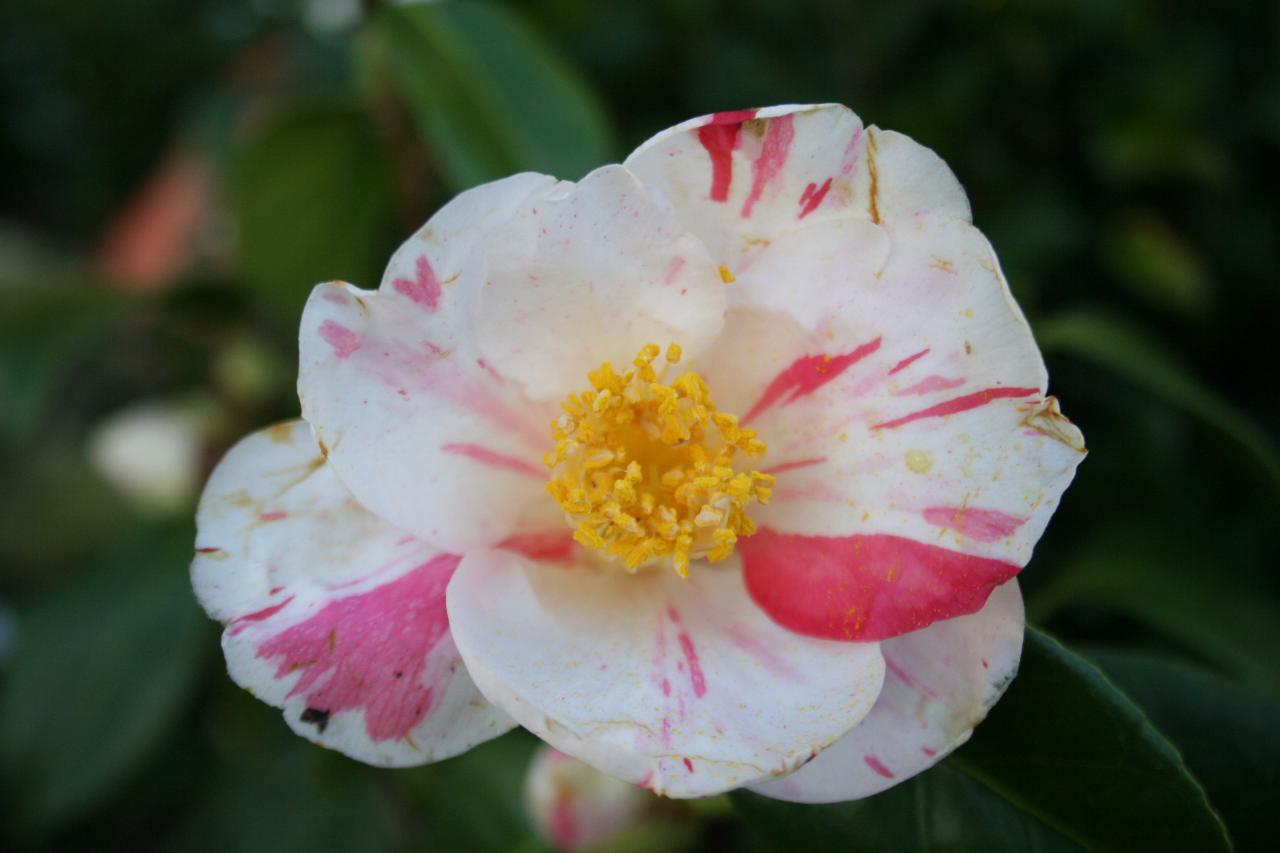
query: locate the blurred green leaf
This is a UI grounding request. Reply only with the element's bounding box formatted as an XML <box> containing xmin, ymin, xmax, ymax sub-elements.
<box><xmin>1104</xmin><ymin>213</ymin><xmax>1211</xmax><ymax>315</ymax></box>
<box><xmin>1088</xmin><ymin>649</ymin><xmax>1278</xmax><ymax>853</ymax></box>
<box><xmin>368</xmin><ymin>0</ymin><xmax>616</xmax><ymax>191</ymax></box>
<box><xmin>231</xmin><ymin>101</ymin><xmax>398</xmax><ymax>311</ymax></box>
<box><xmin>400</xmin><ymin>730</ymin><xmax>543</xmax><ymax>851</ymax></box>
<box><xmin>1031</xmin><ymin>524</ymin><xmax>1280</xmax><ymax>701</ymax></box>
<box><xmin>952</xmin><ymin>628</ymin><xmax>1231</xmax><ymax>850</ymax></box>
<box><xmin>0</xmin><ymin>286</ymin><xmax>127</xmax><ymax>443</ymax></box>
<box><xmin>733</xmin><ymin>629</ymin><xmax>1229</xmax><ymax>852</ymax></box>
<box><xmin>734</xmin><ymin>762</ymin><xmax>1080</xmax><ymax>852</ymax></box>
<box><xmin>1037</xmin><ymin>309</ymin><xmax>1280</xmax><ymax>493</ymax></box>
<box><xmin>166</xmin><ymin>735</ymin><xmax>394</xmax><ymax>853</ymax></box>
<box><xmin>0</xmin><ymin>522</ymin><xmax>207</xmax><ymax>831</ymax></box>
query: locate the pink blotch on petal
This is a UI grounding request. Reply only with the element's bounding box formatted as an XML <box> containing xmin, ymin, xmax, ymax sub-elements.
<box><xmin>440</xmin><ymin>442</ymin><xmax>544</xmax><ymax>480</ymax></box>
<box><xmin>888</xmin><ymin>348</ymin><xmax>930</xmax><ymax>376</ymax></box>
<box><xmin>393</xmin><ymin>254</ymin><xmax>442</xmax><ymax>310</ymax></box>
<box><xmin>741</xmin><ymin>114</ymin><xmax>795</xmax><ymax>219</ymax></box>
<box><xmin>663</xmin><ymin>255</ymin><xmax>687</xmax><ymax>285</ymax></box>
<box><xmin>922</xmin><ymin>747</ymin><xmax>938</xmax><ymax>757</ymax></box>
<box><xmin>499</xmin><ymin>531</ymin><xmax>576</xmax><ymax>563</ymax></box>
<box><xmin>923</xmin><ymin>506</ymin><xmax>1028</xmax><ymax>543</ymax></box>
<box><xmin>255</xmin><ymin>555</ymin><xmax>459</xmax><ymax>741</ymax></box>
<box><xmin>229</xmin><ymin>596</ymin><xmax>295</xmax><ymax>635</ymax></box>
<box><xmin>797</xmin><ymin>178</ymin><xmax>833</xmax><ymax>218</ymax></box>
<box><xmin>873</xmin><ymin>386</ymin><xmax>1041</xmax><ymax>430</ymax></box>
<box><xmin>258</xmin><ymin>511</ymin><xmax>287</xmax><ymax>522</ymax></box>
<box><xmin>894</xmin><ymin>375</ymin><xmax>965</xmax><ymax>396</ymax></box>
<box><xmin>549</xmin><ymin>787</ymin><xmax>580</xmax><ymax>850</ymax></box>
<box><xmin>743</xmin><ymin>338</ymin><xmax>882</xmax><ymax>424</ymax></box>
<box><xmin>683</xmin><ymin>757</ymin><xmax>695</xmax><ymax>772</ymax></box>
<box><xmin>696</xmin><ymin>110</ymin><xmax>755</xmax><ymax>202</ymax></box>
<box><xmin>762</xmin><ymin>457</ymin><xmax>827</xmax><ymax>476</ymax></box>
<box><xmin>739</xmin><ymin>529</ymin><xmax>1020</xmax><ymax>642</ymax></box>
<box><xmin>667</xmin><ymin>607</ymin><xmax>708</xmax><ymax>698</ymax></box>
<box><xmin>864</xmin><ymin>755</ymin><xmax>895</xmax><ymax>779</ymax></box>
<box><xmin>319</xmin><ymin>320</ymin><xmax>360</xmax><ymax>359</ymax></box>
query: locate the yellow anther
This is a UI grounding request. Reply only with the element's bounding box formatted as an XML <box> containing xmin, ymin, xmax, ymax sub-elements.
<box><xmin>545</xmin><ymin>343</ymin><xmax>772</xmax><ymax>576</ymax></box>
<box><xmin>718</xmin><ymin>264</ymin><xmax>736</xmax><ymax>283</ymax></box>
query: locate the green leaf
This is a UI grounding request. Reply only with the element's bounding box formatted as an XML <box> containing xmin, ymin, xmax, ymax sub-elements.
<box><xmin>1087</xmin><ymin>650</ymin><xmax>1279</xmax><ymax>853</ymax></box>
<box><xmin>0</xmin><ymin>286</ymin><xmax>127</xmax><ymax>443</ymax></box>
<box><xmin>1104</xmin><ymin>213</ymin><xmax>1210</xmax><ymax>315</ymax></box>
<box><xmin>1030</xmin><ymin>524</ymin><xmax>1280</xmax><ymax>701</ymax></box>
<box><xmin>398</xmin><ymin>730</ymin><xmax>543</xmax><ymax>851</ymax></box>
<box><xmin>949</xmin><ymin>628</ymin><xmax>1231</xmax><ymax>852</ymax></box>
<box><xmin>0</xmin><ymin>523</ymin><xmax>208</xmax><ymax>830</ymax></box>
<box><xmin>734</xmin><ymin>628</ymin><xmax>1231</xmax><ymax>851</ymax></box>
<box><xmin>368</xmin><ymin>0</ymin><xmax>616</xmax><ymax>191</ymax></box>
<box><xmin>164</xmin><ymin>733</ymin><xmax>394</xmax><ymax>853</ymax></box>
<box><xmin>1036</xmin><ymin>309</ymin><xmax>1280</xmax><ymax>493</ymax></box>
<box><xmin>230</xmin><ymin>100</ymin><xmax>398</xmax><ymax>312</ymax></box>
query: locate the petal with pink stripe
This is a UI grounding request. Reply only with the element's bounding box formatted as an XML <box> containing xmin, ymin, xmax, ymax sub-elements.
<box><xmin>446</xmin><ymin>551</ymin><xmax>885</xmax><ymax>798</ymax></box>
<box><xmin>298</xmin><ymin>175</ymin><xmax>570</xmax><ymax>553</ymax></box>
<box><xmin>192</xmin><ymin>420</ymin><xmax>513</xmax><ymax>766</ymax></box>
<box><xmin>750</xmin><ymin>580</ymin><xmax>1023</xmax><ymax>802</ymax></box>
<box><xmin>624</xmin><ymin>104</ymin><xmax>969</xmax><ymax>270</ymax></box>
<box><xmin>686</xmin><ymin>215</ymin><xmax>1083</xmax><ymax>640</ymax></box>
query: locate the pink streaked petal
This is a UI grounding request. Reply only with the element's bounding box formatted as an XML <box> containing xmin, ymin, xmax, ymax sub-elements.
<box><xmin>193</xmin><ymin>420</ymin><xmax>513</xmax><ymax>766</ymax></box>
<box><xmin>440</xmin><ymin>442</ymin><xmax>544</xmax><ymax>480</ymax></box>
<box><xmin>751</xmin><ymin>581</ymin><xmax>1023</xmax><ymax>803</ymax></box>
<box><xmin>299</xmin><ymin>281</ymin><xmax>556</xmax><ymax>552</ymax></box>
<box><xmin>738</xmin><ymin>528</ymin><xmax>1020</xmax><ymax>641</ymax></box>
<box><xmin>626</xmin><ymin>104</ymin><xmax>969</xmax><ymax>271</ymax></box>
<box><xmin>872</xmin><ymin>386</ymin><xmax>1042</xmax><ymax>430</ymax></box>
<box><xmin>445</xmin><ymin>550</ymin><xmax>885</xmax><ymax>798</ymax></box>
<box><xmin>742</xmin><ymin>337</ymin><xmax>881</xmax><ymax>424</ymax></box>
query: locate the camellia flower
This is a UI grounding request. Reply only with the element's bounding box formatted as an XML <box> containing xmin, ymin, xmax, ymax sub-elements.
<box><xmin>192</xmin><ymin>104</ymin><xmax>1085</xmax><ymax>801</ymax></box>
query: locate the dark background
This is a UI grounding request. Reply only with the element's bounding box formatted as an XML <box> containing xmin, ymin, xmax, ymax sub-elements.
<box><xmin>1</xmin><ymin>1</ymin><xmax>1276</xmax><ymax>850</ymax></box>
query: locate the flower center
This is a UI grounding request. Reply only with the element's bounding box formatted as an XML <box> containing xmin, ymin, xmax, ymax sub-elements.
<box><xmin>545</xmin><ymin>343</ymin><xmax>774</xmax><ymax>576</ymax></box>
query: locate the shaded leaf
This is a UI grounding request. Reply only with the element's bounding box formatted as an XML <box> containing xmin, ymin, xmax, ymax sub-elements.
<box><xmin>949</xmin><ymin>628</ymin><xmax>1231</xmax><ymax>852</ymax></box>
<box><xmin>368</xmin><ymin>0</ymin><xmax>616</xmax><ymax>191</ymax></box>
<box><xmin>735</xmin><ymin>628</ymin><xmax>1229</xmax><ymax>851</ymax></box>
<box><xmin>0</xmin><ymin>523</ymin><xmax>207</xmax><ymax>830</ymax></box>
<box><xmin>1087</xmin><ymin>649</ymin><xmax>1279</xmax><ymax>853</ymax></box>
<box><xmin>1030</xmin><ymin>524</ymin><xmax>1280</xmax><ymax>701</ymax></box>
<box><xmin>1037</xmin><ymin>309</ymin><xmax>1280</xmax><ymax>492</ymax></box>
<box><xmin>230</xmin><ymin>101</ymin><xmax>398</xmax><ymax>313</ymax></box>
<box><xmin>398</xmin><ymin>729</ymin><xmax>543</xmax><ymax>852</ymax></box>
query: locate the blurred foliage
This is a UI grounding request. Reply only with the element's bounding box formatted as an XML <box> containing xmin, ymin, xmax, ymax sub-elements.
<box><xmin>0</xmin><ymin>0</ymin><xmax>1276</xmax><ymax>851</ymax></box>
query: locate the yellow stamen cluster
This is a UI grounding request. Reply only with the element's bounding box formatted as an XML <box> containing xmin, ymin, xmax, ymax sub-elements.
<box><xmin>545</xmin><ymin>343</ymin><xmax>774</xmax><ymax>577</ymax></box>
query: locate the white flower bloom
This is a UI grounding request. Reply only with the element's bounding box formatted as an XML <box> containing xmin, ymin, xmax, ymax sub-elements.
<box><xmin>192</xmin><ymin>104</ymin><xmax>1084</xmax><ymax>799</ymax></box>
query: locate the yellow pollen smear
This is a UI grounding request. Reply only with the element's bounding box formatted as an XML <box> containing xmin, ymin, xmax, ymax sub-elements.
<box><xmin>544</xmin><ymin>343</ymin><xmax>774</xmax><ymax>577</ymax></box>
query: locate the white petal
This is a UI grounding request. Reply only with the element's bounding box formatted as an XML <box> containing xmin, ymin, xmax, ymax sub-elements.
<box><xmin>298</xmin><ymin>173</ymin><xmax>564</xmax><ymax>552</ymax></box>
<box><xmin>624</xmin><ymin>104</ymin><xmax>968</xmax><ymax>271</ymax></box>
<box><xmin>192</xmin><ymin>420</ymin><xmax>513</xmax><ymax>766</ymax></box>
<box><xmin>473</xmin><ymin>165</ymin><xmax>727</xmax><ymax>400</ymax></box>
<box><xmin>696</xmin><ymin>216</ymin><xmax>1084</xmax><ymax>567</ymax></box>
<box><xmin>750</xmin><ymin>580</ymin><xmax>1024</xmax><ymax>802</ymax></box>
<box><xmin>446</xmin><ymin>550</ymin><xmax>885</xmax><ymax>798</ymax></box>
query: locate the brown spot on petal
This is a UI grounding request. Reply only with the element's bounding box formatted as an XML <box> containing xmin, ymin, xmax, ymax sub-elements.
<box><xmin>866</xmin><ymin>128</ymin><xmax>881</xmax><ymax>224</ymax></box>
<box><xmin>1022</xmin><ymin>396</ymin><xmax>1087</xmax><ymax>452</ymax></box>
<box><xmin>300</xmin><ymin>707</ymin><xmax>331</xmax><ymax>733</ymax></box>
<box><xmin>266</xmin><ymin>421</ymin><xmax>297</xmax><ymax>444</ymax></box>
